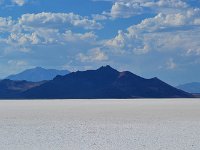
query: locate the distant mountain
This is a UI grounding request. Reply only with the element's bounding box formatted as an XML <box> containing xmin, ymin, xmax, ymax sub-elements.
<box><xmin>0</xmin><ymin>79</ymin><xmax>45</xmax><ymax>99</ymax></box>
<box><xmin>20</xmin><ymin>65</ymin><xmax>193</xmax><ymax>99</ymax></box>
<box><xmin>6</xmin><ymin>67</ymin><xmax>70</xmax><ymax>82</ymax></box>
<box><xmin>177</xmin><ymin>82</ymin><xmax>200</xmax><ymax>94</ymax></box>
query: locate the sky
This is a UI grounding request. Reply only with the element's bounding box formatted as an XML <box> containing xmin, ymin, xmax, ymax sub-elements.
<box><xmin>0</xmin><ymin>0</ymin><xmax>200</xmax><ymax>85</ymax></box>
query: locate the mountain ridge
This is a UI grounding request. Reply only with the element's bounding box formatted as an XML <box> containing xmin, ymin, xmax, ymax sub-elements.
<box><xmin>6</xmin><ymin>67</ymin><xmax>70</xmax><ymax>82</ymax></box>
<box><xmin>0</xmin><ymin>79</ymin><xmax>46</xmax><ymax>99</ymax></box>
<box><xmin>21</xmin><ymin>65</ymin><xmax>193</xmax><ymax>99</ymax></box>
<box><xmin>177</xmin><ymin>82</ymin><xmax>200</xmax><ymax>94</ymax></box>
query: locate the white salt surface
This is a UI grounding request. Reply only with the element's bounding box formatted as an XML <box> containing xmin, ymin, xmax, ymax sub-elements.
<box><xmin>0</xmin><ymin>99</ymin><xmax>200</xmax><ymax>150</ymax></box>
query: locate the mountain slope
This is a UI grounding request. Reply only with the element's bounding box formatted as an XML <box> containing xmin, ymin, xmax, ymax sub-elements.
<box><xmin>6</xmin><ymin>67</ymin><xmax>70</xmax><ymax>82</ymax></box>
<box><xmin>21</xmin><ymin>65</ymin><xmax>193</xmax><ymax>99</ymax></box>
<box><xmin>0</xmin><ymin>79</ymin><xmax>45</xmax><ymax>99</ymax></box>
<box><xmin>177</xmin><ymin>82</ymin><xmax>200</xmax><ymax>93</ymax></box>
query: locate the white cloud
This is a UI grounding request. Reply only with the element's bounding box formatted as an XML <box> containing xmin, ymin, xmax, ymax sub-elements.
<box><xmin>166</xmin><ymin>58</ymin><xmax>177</xmax><ymax>70</ymax></box>
<box><xmin>77</xmin><ymin>48</ymin><xmax>108</xmax><ymax>62</ymax></box>
<box><xmin>98</xmin><ymin>0</ymin><xmax>189</xmax><ymax>19</ymax></box>
<box><xmin>143</xmin><ymin>0</ymin><xmax>187</xmax><ymax>8</ymax></box>
<box><xmin>7</xmin><ymin>32</ymin><xmax>42</xmax><ymax>45</ymax></box>
<box><xmin>0</xmin><ymin>0</ymin><xmax>27</xmax><ymax>6</ymax></box>
<box><xmin>0</xmin><ymin>12</ymin><xmax>101</xmax><ymax>52</ymax></box>
<box><xmin>8</xmin><ymin>60</ymin><xmax>27</xmax><ymax>66</ymax></box>
<box><xmin>106</xmin><ymin>8</ymin><xmax>200</xmax><ymax>55</ymax></box>
<box><xmin>0</xmin><ymin>17</ymin><xmax>15</xmax><ymax>32</ymax></box>
<box><xmin>12</xmin><ymin>0</ymin><xmax>26</xmax><ymax>6</ymax></box>
<box><xmin>63</xmin><ymin>31</ymin><xmax>97</xmax><ymax>42</ymax></box>
<box><xmin>108</xmin><ymin>2</ymin><xmax>143</xmax><ymax>18</ymax></box>
<box><xmin>19</xmin><ymin>12</ymin><xmax>103</xmax><ymax>30</ymax></box>
<box><xmin>4</xmin><ymin>28</ymin><xmax>97</xmax><ymax>49</ymax></box>
<box><xmin>92</xmin><ymin>14</ymin><xmax>107</xmax><ymax>21</ymax></box>
<box><xmin>186</xmin><ymin>48</ymin><xmax>200</xmax><ymax>56</ymax></box>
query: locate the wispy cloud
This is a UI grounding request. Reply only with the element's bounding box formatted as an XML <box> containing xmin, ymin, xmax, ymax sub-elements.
<box><xmin>166</xmin><ymin>58</ymin><xmax>177</xmax><ymax>70</ymax></box>
<box><xmin>77</xmin><ymin>48</ymin><xmax>108</xmax><ymax>62</ymax></box>
<box><xmin>0</xmin><ymin>0</ymin><xmax>27</xmax><ymax>6</ymax></box>
<box><xmin>12</xmin><ymin>0</ymin><xmax>26</xmax><ymax>6</ymax></box>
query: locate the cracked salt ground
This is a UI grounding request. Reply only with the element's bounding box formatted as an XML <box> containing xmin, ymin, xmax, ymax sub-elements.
<box><xmin>0</xmin><ymin>99</ymin><xmax>200</xmax><ymax>150</ymax></box>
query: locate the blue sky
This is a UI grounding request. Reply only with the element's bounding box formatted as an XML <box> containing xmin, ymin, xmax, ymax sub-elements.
<box><xmin>0</xmin><ymin>0</ymin><xmax>200</xmax><ymax>85</ymax></box>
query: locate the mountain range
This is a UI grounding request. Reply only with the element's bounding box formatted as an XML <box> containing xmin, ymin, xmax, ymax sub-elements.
<box><xmin>0</xmin><ymin>65</ymin><xmax>191</xmax><ymax>99</ymax></box>
<box><xmin>6</xmin><ymin>67</ymin><xmax>70</xmax><ymax>82</ymax></box>
<box><xmin>0</xmin><ymin>79</ymin><xmax>46</xmax><ymax>99</ymax></box>
<box><xmin>177</xmin><ymin>82</ymin><xmax>200</xmax><ymax>94</ymax></box>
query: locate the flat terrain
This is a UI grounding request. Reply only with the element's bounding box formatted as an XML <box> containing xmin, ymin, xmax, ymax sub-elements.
<box><xmin>0</xmin><ymin>99</ymin><xmax>200</xmax><ymax>150</ymax></box>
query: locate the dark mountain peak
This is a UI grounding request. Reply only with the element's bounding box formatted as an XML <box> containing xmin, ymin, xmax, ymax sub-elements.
<box><xmin>54</xmin><ymin>65</ymin><xmax>119</xmax><ymax>82</ymax></box>
<box><xmin>34</xmin><ymin>67</ymin><xmax>45</xmax><ymax>70</ymax></box>
<box><xmin>99</xmin><ymin>65</ymin><xmax>113</xmax><ymax>69</ymax></box>
<box><xmin>97</xmin><ymin>65</ymin><xmax>118</xmax><ymax>73</ymax></box>
<box><xmin>151</xmin><ymin>77</ymin><xmax>160</xmax><ymax>80</ymax></box>
<box><xmin>103</xmin><ymin>65</ymin><xmax>112</xmax><ymax>69</ymax></box>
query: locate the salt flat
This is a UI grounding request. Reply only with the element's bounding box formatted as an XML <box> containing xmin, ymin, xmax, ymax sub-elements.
<box><xmin>0</xmin><ymin>99</ymin><xmax>200</xmax><ymax>150</ymax></box>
